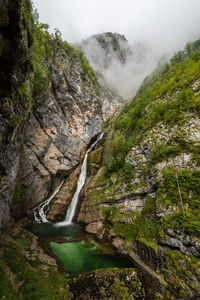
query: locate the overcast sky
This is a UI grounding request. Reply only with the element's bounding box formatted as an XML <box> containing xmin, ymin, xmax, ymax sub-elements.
<box><xmin>32</xmin><ymin>0</ymin><xmax>200</xmax><ymax>54</ymax></box>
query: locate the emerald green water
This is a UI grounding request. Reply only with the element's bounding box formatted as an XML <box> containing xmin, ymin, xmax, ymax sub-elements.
<box><xmin>31</xmin><ymin>223</ymin><xmax>132</xmax><ymax>275</ymax></box>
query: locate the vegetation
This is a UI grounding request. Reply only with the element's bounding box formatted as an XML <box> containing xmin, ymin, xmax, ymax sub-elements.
<box><xmin>114</xmin><ymin>39</ymin><xmax>200</xmax><ymax>139</ymax></box>
<box><xmin>96</xmin><ymin>38</ymin><xmax>200</xmax><ymax>243</ymax></box>
<box><xmin>0</xmin><ymin>261</ymin><xmax>16</xmax><ymax>299</ymax></box>
<box><xmin>12</xmin><ymin>172</ymin><xmax>21</xmax><ymax>205</ymax></box>
<box><xmin>0</xmin><ymin>225</ymin><xmax>72</xmax><ymax>300</ymax></box>
<box><xmin>163</xmin><ymin>250</ymin><xmax>200</xmax><ymax>298</ymax></box>
<box><xmin>29</xmin><ymin>19</ymin><xmax>100</xmax><ymax>100</ymax></box>
<box><xmin>83</xmin><ymin>38</ymin><xmax>200</xmax><ymax>298</ymax></box>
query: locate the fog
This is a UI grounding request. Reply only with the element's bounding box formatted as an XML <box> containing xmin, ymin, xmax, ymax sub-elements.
<box><xmin>77</xmin><ymin>34</ymin><xmax>166</xmax><ymax>97</ymax></box>
<box><xmin>32</xmin><ymin>0</ymin><xmax>200</xmax><ymax>97</ymax></box>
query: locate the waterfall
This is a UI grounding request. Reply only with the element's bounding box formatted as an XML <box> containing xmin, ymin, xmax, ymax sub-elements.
<box><xmin>55</xmin><ymin>133</ymin><xmax>104</xmax><ymax>226</ymax></box>
<box><xmin>33</xmin><ymin>180</ymin><xmax>64</xmax><ymax>223</ymax></box>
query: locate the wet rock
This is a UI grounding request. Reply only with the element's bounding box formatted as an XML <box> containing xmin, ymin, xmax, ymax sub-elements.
<box><xmin>47</xmin><ymin>165</ymin><xmax>82</xmax><ymax>221</ymax></box>
<box><xmin>136</xmin><ymin>240</ymin><xmax>164</xmax><ymax>272</ymax></box>
<box><xmin>0</xmin><ymin>0</ymin><xmax>33</xmax><ymax>228</ymax></box>
<box><xmin>85</xmin><ymin>221</ymin><xmax>105</xmax><ymax>238</ymax></box>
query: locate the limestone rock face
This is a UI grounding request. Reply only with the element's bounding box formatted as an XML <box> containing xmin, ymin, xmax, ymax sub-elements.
<box><xmin>0</xmin><ymin>0</ymin><xmax>33</xmax><ymax>228</ymax></box>
<box><xmin>97</xmin><ymin>73</ymin><xmax>126</xmax><ymax>120</ymax></box>
<box><xmin>17</xmin><ymin>43</ymin><xmax>103</xmax><ymax>217</ymax></box>
<box><xmin>161</xmin><ymin>229</ymin><xmax>200</xmax><ymax>257</ymax></box>
<box><xmin>0</xmin><ymin>3</ymin><xmax>125</xmax><ymax>224</ymax></box>
<box><xmin>76</xmin><ymin>89</ymin><xmax>200</xmax><ymax>297</ymax></box>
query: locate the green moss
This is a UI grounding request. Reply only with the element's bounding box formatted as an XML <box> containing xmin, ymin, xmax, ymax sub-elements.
<box><xmin>9</xmin><ymin>117</ymin><xmax>22</xmax><ymax>128</ymax></box>
<box><xmin>12</xmin><ymin>173</ymin><xmax>21</xmax><ymax>205</ymax></box>
<box><xmin>103</xmin><ymin>135</ymin><xmax>132</xmax><ymax>176</ymax></box>
<box><xmin>79</xmin><ymin>52</ymin><xmax>100</xmax><ymax>96</ymax></box>
<box><xmin>156</xmin><ymin>167</ymin><xmax>200</xmax><ymax>237</ymax></box>
<box><xmin>18</xmin><ymin>84</ymin><xmax>33</xmax><ymax>107</ymax></box>
<box><xmin>111</xmin><ymin>194</ymin><xmax>163</xmax><ymax>245</ymax></box>
<box><xmin>0</xmin><ymin>261</ymin><xmax>16</xmax><ymax>299</ymax></box>
<box><xmin>107</xmin><ymin>277</ymin><xmax>135</xmax><ymax>300</ymax></box>
<box><xmin>23</xmin><ymin>0</ymin><xmax>35</xmax><ymax>46</ymax></box>
<box><xmin>139</xmin><ymin>237</ymin><xmax>160</xmax><ymax>251</ymax></box>
<box><xmin>16</xmin><ymin>238</ymin><xmax>30</xmax><ymax>248</ymax></box>
<box><xmin>163</xmin><ymin>249</ymin><xmax>200</xmax><ymax>298</ymax></box>
<box><xmin>1</xmin><ymin>245</ymin><xmax>72</xmax><ymax>299</ymax></box>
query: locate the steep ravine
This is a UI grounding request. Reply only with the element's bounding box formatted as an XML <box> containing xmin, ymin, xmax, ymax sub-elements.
<box><xmin>1</xmin><ymin>1</ymin><xmax>200</xmax><ymax>299</ymax></box>
<box><xmin>10</xmin><ymin>24</ymin><xmax>124</xmax><ymax>224</ymax></box>
<box><xmin>0</xmin><ymin>1</ymin><xmax>145</xmax><ymax>299</ymax></box>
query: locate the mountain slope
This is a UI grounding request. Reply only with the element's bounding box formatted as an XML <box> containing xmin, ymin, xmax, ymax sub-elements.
<box><xmin>78</xmin><ymin>39</ymin><xmax>200</xmax><ymax>299</ymax></box>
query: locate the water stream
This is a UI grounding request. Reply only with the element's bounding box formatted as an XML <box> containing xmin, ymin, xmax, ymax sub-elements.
<box><xmin>33</xmin><ymin>180</ymin><xmax>64</xmax><ymax>223</ymax></box>
<box><xmin>31</xmin><ymin>133</ymin><xmax>132</xmax><ymax>275</ymax></box>
<box><xmin>57</xmin><ymin>132</ymin><xmax>104</xmax><ymax>226</ymax></box>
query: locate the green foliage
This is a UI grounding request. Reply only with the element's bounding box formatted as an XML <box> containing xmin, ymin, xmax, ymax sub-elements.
<box><xmin>103</xmin><ymin>135</ymin><xmax>132</xmax><ymax>175</ymax></box>
<box><xmin>23</xmin><ymin>0</ymin><xmax>35</xmax><ymax>46</ymax></box>
<box><xmin>110</xmin><ymin>166</ymin><xmax>200</xmax><ymax>244</ymax></box>
<box><xmin>79</xmin><ymin>52</ymin><xmax>100</xmax><ymax>96</ymax></box>
<box><xmin>155</xmin><ymin>168</ymin><xmax>200</xmax><ymax>237</ymax></box>
<box><xmin>114</xmin><ymin>38</ymin><xmax>200</xmax><ymax>144</ymax></box>
<box><xmin>108</xmin><ymin>278</ymin><xmax>134</xmax><ymax>300</ymax></box>
<box><xmin>1</xmin><ymin>246</ymin><xmax>71</xmax><ymax>299</ymax></box>
<box><xmin>12</xmin><ymin>172</ymin><xmax>21</xmax><ymax>205</ymax></box>
<box><xmin>0</xmin><ymin>261</ymin><xmax>16</xmax><ymax>299</ymax></box>
<box><xmin>157</xmin><ymin>168</ymin><xmax>200</xmax><ymax>208</ymax></box>
<box><xmin>113</xmin><ymin>195</ymin><xmax>161</xmax><ymax>243</ymax></box>
<box><xmin>163</xmin><ymin>249</ymin><xmax>200</xmax><ymax>298</ymax></box>
<box><xmin>9</xmin><ymin>117</ymin><xmax>22</xmax><ymax>128</ymax></box>
<box><xmin>32</xmin><ymin>65</ymin><xmax>48</xmax><ymax>98</ymax></box>
<box><xmin>139</xmin><ymin>237</ymin><xmax>160</xmax><ymax>251</ymax></box>
<box><xmin>18</xmin><ymin>84</ymin><xmax>33</xmax><ymax>107</ymax></box>
<box><xmin>29</xmin><ymin>19</ymin><xmax>100</xmax><ymax>99</ymax></box>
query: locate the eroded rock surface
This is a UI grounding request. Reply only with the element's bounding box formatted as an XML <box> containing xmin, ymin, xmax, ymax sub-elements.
<box><xmin>18</xmin><ymin>49</ymin><xmax>103</xmax><ymax>217</ymax></box>
<box><xmin>0</xmin><ymin>0</ymin><xmax>33</xmax><ymax>228</ymax></box>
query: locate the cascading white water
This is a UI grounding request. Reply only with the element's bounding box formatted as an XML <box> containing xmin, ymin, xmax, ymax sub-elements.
<box><xmin>33</xmin><ymin>180</ymin><xmax>64</xmax><ymax>223</ymax></box>
<box><xmin>55</xmin><ymin>133</ymin><xmax>104</xmax><ymax>226</ymax></box>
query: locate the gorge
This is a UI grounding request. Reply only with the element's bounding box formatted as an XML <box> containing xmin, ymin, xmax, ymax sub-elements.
<box><xmin>0</xmin><ymin>0</ymin><xmax>200</xmax><ymax>299</ymax></box>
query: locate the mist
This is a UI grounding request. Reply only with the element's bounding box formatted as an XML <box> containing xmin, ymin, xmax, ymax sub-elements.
<box><xmin>32</xmin><ymin>0</ymin><xmax>200</xmax><ymax>97</ymax></box>
<box><xmin>78</xmin><ymin>35</ymin><xmax>167</xmax><ymax>97</ymax></box>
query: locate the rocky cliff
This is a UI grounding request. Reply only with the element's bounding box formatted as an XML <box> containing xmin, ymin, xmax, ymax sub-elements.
<box><xmin>0</xmin><ymin>1</ymin><xmax>126</xmax><ymax>227</ymax></box>
<box><xmin>77</xmin><ymin>32</ymin><xmax>158</xmax><ymax>98</ymax></box>
<box><xmin>77</xmin><ymin>41</ymin><xmax>200</xmax><ymax>299</ymax></box>
<box><xmin>78</xmin><ymin>32</ymin><xmax>132</xmax><ymax>70</ymax></box>
<box><xmin>0</xmin><ymin>0</ymin><xmax>34</xmax><ymax>228</ymax></box>
<box><xmin>1</xmin><ymin>1</ymin><xmax>200</xmax><ymax>299</ymax></box>
<box><xmin>0</xmin><ymin>2</ymin><xmax>75</xmax><ymax>299</ymax></box>
<box><xmin>14</xmin><ymin>26</ymin><xmax>103</xmax><ymax>221</ymax></box>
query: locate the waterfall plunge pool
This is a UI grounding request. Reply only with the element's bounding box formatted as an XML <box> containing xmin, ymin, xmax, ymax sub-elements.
<box><xmin>30</xmin><ymin>222</ymin><xmax>133</xmax><ymax>276</ymax></box>
<box><xmin>31</xmin><ymin>133</ymin><xmax>133</xmax><ymax>276</ymax></box>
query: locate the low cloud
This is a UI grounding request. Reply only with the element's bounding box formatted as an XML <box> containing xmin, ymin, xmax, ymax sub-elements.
<box><xmin>78</xmin><ymin>34</ymin><xmax>168</xmax><ymax>97</ymax></box>
<box><xmin>32</xmin><ymin>0</ymin><xmax>200</xmax><ymax>97</ymax></box>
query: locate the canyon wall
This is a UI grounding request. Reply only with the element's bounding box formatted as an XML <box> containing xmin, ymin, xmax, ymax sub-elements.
<box><xmin>0</xmin><ymin>0</ymin><xmax>33</xmax><ymax>227</ymax></box>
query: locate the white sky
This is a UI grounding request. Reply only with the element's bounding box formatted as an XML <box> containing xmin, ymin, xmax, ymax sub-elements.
<box><xmin>32</xmin><ymin>0</ymin><xmax>200</xmax><ymax>54</ymax></box>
